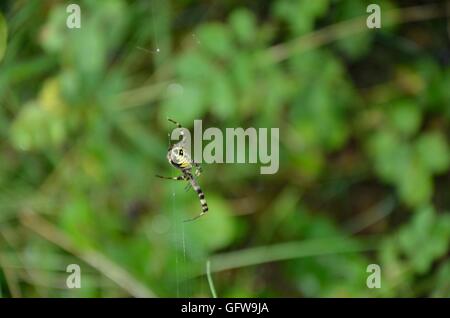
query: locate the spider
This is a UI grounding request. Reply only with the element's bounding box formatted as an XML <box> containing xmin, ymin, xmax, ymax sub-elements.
<box><xmin>156</xmin><ymin>118</ymin><xmax>208</xmax><ymax>222</ymax></box>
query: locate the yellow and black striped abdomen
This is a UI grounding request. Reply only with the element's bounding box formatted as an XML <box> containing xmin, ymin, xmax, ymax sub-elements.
<box><xmin>188</xmin><ymin>175</ymin><xmax>208</xmax><ymax>214</ymax></box>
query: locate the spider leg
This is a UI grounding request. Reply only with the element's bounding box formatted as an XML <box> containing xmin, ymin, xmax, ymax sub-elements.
<box><xmin>167</xmin><ymin>118</ymin><xmax>182</xmax><ymax>128</ymax></box>
<box><xmin>155</xmin><ymin>175</ymin><xmax>185</xmax><ymax>181</ymax></box>
<box><xmin>167</xmin><ymin>118</ymin><xmax>187</xmax><ymax>145</ymax></box>
<box><xmin>193</xmin><ymin>162</ymin><xmax>202</xmax><ymax>177</ymax></box>
<box><xmin>183</xmin><ymin>211</ymin><xmax>207</xmax><ymax>223</ymax></box>
<box><xmin>167</xmin><ymin>133</ymin><xmax>172</xmax><ymax>150</ymax></box>
<box><xmin>184</xmin><ymin>182</ymin><xmax>192</xmax><ymax>192</ymax></box>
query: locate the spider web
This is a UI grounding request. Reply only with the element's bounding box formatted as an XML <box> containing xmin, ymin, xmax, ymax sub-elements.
<box><xmin>170</xmin><ymin>187</ymin><xmax>193</xmax><ymax>298</ymax></box>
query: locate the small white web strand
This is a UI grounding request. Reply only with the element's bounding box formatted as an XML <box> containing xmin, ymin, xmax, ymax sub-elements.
<box><xmin>150</xmin><ymin>0</ymin><xmax>160</xmax><ymax>53</ymax></box>
<box><xmin>171</xmin><ymin>190</ymin><xmax>180</xmax><ymax>298</ymax></box>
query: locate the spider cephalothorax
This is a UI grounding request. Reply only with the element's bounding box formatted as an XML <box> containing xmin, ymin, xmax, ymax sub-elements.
<box><xmin>156</xmin><ymin>118</ymin><xmax>207</xmax><ymax>221</ymax></box>
<box><xmin>168</xmin><ymin>146</ymin><xmax>191</xmax><ymax>169</ymax></box>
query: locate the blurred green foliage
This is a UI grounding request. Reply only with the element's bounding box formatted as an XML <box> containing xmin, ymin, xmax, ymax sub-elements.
<box><xmin>0</xmin><ymin>0</ymin><xmax>449</xmax><ymax>297</ymax></box>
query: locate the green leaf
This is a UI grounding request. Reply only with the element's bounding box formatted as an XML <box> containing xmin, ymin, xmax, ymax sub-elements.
<box><xmin>368</xmin><ymin>130</ymin><xmax>404</xmax><ymax>182</ymax></box>
<box><xmin>274</xmin><ymin>0</ymin><xmax>329</xmax><ymax>35</ymax></box>
<box><xmin>0</xmin><ymin>12</ymin><xmax>7</xmax><ymax>62</ymax></box>
<box><xmin>388</xmin><ymin>99</ymin><xmax>421</xmax><ymax>136</ymax></box>
<box><xmin>293</xmin><ymin>149</ymin><xmax>324</xmax><ymax>178</ymax></box>
<box><xmin>10</xmin><ymin>102</ymin><xmax>41</xmax><ymax>151</ymax></box>
<box><xmin>197</xmin><ymin>23</ymin><xmax>233</xmax><ymax>59</ymax></box>
<box><xmin>209</xmin><ymin>73</ymin><xmax>236</xmax><ymax>119</ymax></box>
<box><xmin>231</xmin><ymin>54</ymin><xmax>254</xmax><ymax>91</ymax></box>
<box><xmin>162</xmin><ymin>83</ymin><xmax>206</xmax><ymax>123</ymax></box>
<box><xmin>187</xmin><ymin>195</ymin><xmax>236</xmax><ymax>252</ymax></box>
<box><xmin>10</xmin><ymin>95</ymin><xmax>68</xmax><ymax>151</ymax></box>
<box><xmin>71</xmin><ymin>25</ymin><xmax>106</xmax><ymax>84</ymax></box>
<box><xmin>60</xmin><ymin>196</ymin><xmax>96</xmax><ymax>249</ymax></box>
<box><xmin>398</xmin><ymin>161</ymin><xmax>432</xmax><ymax>207</ymax></box>
<box><xmin>416</xmin><ymin>132</ymin><xmax>450</xmax><ymax>174</ymax></box>
<box><xmin>176</xmin><ymin>51</ymin><xmax>216</xmax><ymax>81</ymax></box>
<box><xmin>333</xmin><ymin>0</ymin><xmax>372</xmax><ymax>58</ymax></box>
<box><xmin>397</xmin><ymin>206</ymin><xmax>450</xmax><ymax>274</ymax></box>
<box><xmin>229</xmin><ymin>9</ymin><xmax>257</xmax><ymax>44</ymax></box>
<box><xmin>40</xmin><ymin>5</ymin><xmax>67</xmax><ymax>53</ymax></box>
